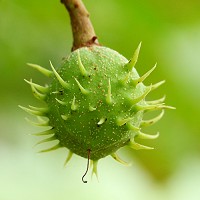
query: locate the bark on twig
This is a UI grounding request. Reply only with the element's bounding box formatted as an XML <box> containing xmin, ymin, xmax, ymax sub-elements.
<box><xmin>61</xmin><ymin>0</ymin><xmax>99</xmax><ymax>51</ymax></box>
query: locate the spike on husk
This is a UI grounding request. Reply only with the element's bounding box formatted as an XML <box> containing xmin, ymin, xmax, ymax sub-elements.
<box><xmin>25</xmin><ymin>117</ymin><xmax>49</xmax><ymax>127</ymax></box>
<box><xmin>128</xmin><ymin>139</ymin><xmax>154</xmax><ymax>150</ymax></box>
<box><xmin>131</xmin><ymin>85</ymin><xmax>152</xmax><ymax>104</ymax></box>
<box><xmin>137</xmin><ymin>131</ymin><xmax>159</xmax><ymax>140</ymax></box>
<box><xmin>140</xmin><ymin>110</ymin><xmax>165</xmax><ymax>127</ymax></box>
<box><xmin>24</xmin><ymin>79</ymin><xmax>49</xmax><ymax>93</ymax></box>
<box><xmin>133</xmin><ymin>63</ymin><xmax>157</xmax><ymax>85</ymax></box>
<box><xmin>64</xmin><ymin>151</ymin><xmax>73</xmax><ymax>166</ymax></box>
<box><xmin>61</xmin><ymin>114</ymin><xmax>69</xmax><ymax>120</ymax></box>
<box><xmin>27</xmin><ymin>63</ymin><xmax>53</xmax><ymax>77</ymax></box>
<box><xmin>106</xmin><ymin>78</ymin><xmax>112</xmax><ymax>104</ymax></box>
<box><xmin>28</xmin><ymin>79</ymin><xmax>46</xmax><ymax>101</ymax></box>
<box><xmin>97</xmin><ymin>118</ymin><xmax>106</xmax><ymax>125</ymax></box>
<box><xmin>117</xmin><ymin>117</ymin><xmax>132</xmax><ymax>126</ymax></box>
<box><xmin>32</xmin><ymin>128</ymin><xmax>54</xmax><ymax>136</ymax></box>
<box><xmin>71</xmin><ymin>96</ymin><xmax>78</xmax><ymax>110</ymax></box>
<box><xmin>55</xmin><ymin>98</ymin><xmax>67</xmax><ymax>105</ymax></box>
<box><xmin>38</xmin><ymin>143</ymin><xmax>61</xmax><ymax>153</ymax></box>
<box><xmin>89</xmin><ymin>105</ymin><xmax>96</xmax><ymax>111</ymax></box>
<box><xmin>34</xmin><ymin>135</ymin><xmax>56</xmax><ymax>146</ymax></box>
<box><xmin>146</xmin><ymin>96</ymin><xmax>166</xmax><ymax>105</ymax></box>
<box><xmin>111</xmin><ymin>153</ymin><xmax>130</xmax><ymax>166</ymax></box>
<box><xmin>151</xmin><ymin>80</ymin><xmax>166</xmax><ymax>91</ymax></box>
<box><xmin>92</xmin><ymin>160</ymin><xmax>99</xmax><ymax>180</ymax></box>
<box><xmin>74</xmin><ymin>78</ymin><xmax>89</xmax><ymax>95</ymax></box>
<box><xmin>50</xmin><ymin>61</ymin><xmax>69</xmax><ymax>89</ymax></box>
<box><xmin>125</xmin><ymin>42</ymin><xmax>142</xmax><ymax>71</ymax></box>
<box><xmin>77</xmin><ymin>50</ymin><xmax>88</xmax><ymax>76</ymax></box>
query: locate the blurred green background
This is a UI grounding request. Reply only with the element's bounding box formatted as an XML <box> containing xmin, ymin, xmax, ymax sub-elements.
<box><xmin>0</xmin><ymin>0</ymin><xmax>200</xmax><ymax>199</ymax></box>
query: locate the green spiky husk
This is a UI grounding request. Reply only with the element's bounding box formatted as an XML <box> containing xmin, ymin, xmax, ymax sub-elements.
<box><xmin>47</xmin><ymin>46</ymin><xmax>145</xmax><ymax>160</ymax></box>
<box><xmin>20</xmin><ymin>44</ymin><xmax>174</xmax><ymax>168</ymax></box>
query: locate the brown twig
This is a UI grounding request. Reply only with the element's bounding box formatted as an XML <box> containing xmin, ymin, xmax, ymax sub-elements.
<box><xmin>61</xmin><ymin>0</ymin><xmax>99</xmax><ymax>51</ymax></box>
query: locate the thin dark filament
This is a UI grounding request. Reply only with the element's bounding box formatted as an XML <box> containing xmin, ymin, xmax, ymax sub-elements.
<box><xmin>82</xmin><ymin>149</ymin><xmax>91</xmax><ymax>183</ymax></box>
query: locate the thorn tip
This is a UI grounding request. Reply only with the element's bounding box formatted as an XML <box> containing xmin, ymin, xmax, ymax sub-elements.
<box><xmin>111</xmin><ymin>153</ymin><xmax>130</xmax><ymax>166</ymax></box>
<box><xmin>77</xmin><ymin>50</ymin><xmax>88</xmax><ymax>76</ymax></box>
<box><xmin>64</xmin><ymin>151</ymin><xmax>73</xmax><ymax>166</ymax></box>
<box><xmin>133</xmin><ymin>63</ymin><xmax>157</xmax><ymax>85</ymax></box>
<box><xmin>97</xmin><ymin>118</ymin><xmax>106</xmax><ymax>125</ymax></box>
<box><xmin>141</xmin><ymin>109</ymin><xmax>165</xmax><ymax>127</ymax></box>
<box><xmin>74</xmin><ymin>78</ymin><xmax>89</xmax><ymax>95</ymax></box>
<box><xmin>106</xmin><ymin>78</ymin><xmax>112</xmax><ymax>104</ymax></box>
<box><xmin>71</xmin><ymin>96</ymin><xmax>78</xmax><ymax>110</ymax></box>
<box><xmin>38</xmin><ymin>143</ymin><xmax>61</xmax><ymax>153</ymax></box>
<box><xmin>125</xmin><ymin>42</ymin><xmax>142</xmax><ymax>71</ymax></box>
<box><xmin>27</xmin><ymin>63</ymin><xmax>53</xmax><ymax>77</ymax></box>
<box><xmin>128</xmin><ymin>139</ymin><xmax>154</xmax><ymax>150</ymax></box>
<box><xmin>49</xmin><ymin>60</ymin><xmax>69</xmax><ymax>89</ymax></box>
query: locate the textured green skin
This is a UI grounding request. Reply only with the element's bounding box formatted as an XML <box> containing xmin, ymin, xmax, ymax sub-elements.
<box><xmin>46</xmin><ymin>46</ymin><xmax>146</xmax><ymax>160</ymax></box>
